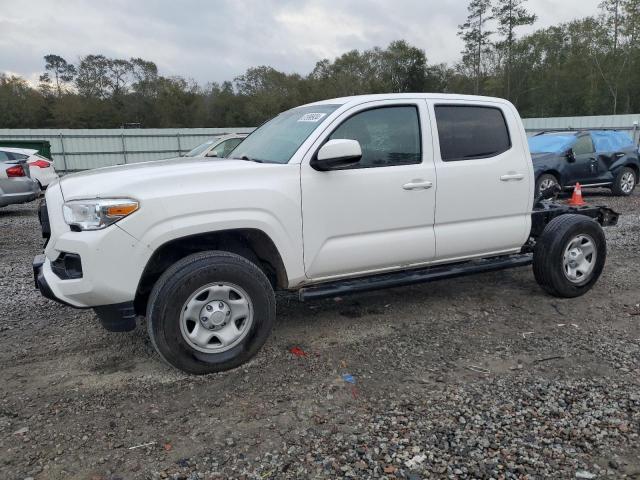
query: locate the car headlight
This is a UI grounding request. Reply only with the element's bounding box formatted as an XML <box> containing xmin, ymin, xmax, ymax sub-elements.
<box><xmin>63</xmin><ymin>199</ymin><xmax>139</xmax><ymax>231</ymax></box>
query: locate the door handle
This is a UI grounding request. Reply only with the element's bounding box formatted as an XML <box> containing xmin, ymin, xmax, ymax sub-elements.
<box><xmin>402</xmin><ymin>180</ymin><xmax>433</xmax><ymax>190</ymax></box>
<box><xmin>500</xmin><ymin>173</ymin><xmax>524</xmax><ymax>181</ymax></box>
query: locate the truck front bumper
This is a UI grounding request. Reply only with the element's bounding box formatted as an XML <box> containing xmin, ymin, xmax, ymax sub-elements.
<box><xmin>33</xmin><ymin>253</ymin><xmax>66</xmax><ymax>305</ymax></box>
<box><xmin>33</xmin><ymin>185</ymin><xmax>146</xmax><ymax>332</ymax></box>
<box><xmin>33</xmin><ymin>254</ymin><xmax>137</xmax><ymax>332</ymax></box>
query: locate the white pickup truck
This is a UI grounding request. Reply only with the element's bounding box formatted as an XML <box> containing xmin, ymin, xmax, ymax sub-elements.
<box><xmin>33</xmin><ymin>94</ymin><xmax>618</xmax><ymax>374</ymax></box>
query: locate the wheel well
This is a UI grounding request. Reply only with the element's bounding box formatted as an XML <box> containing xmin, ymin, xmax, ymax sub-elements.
<box><xmin>538</xmin><ymin>170</ymin><xmax>561</xmax><ymax>184</ymax></box>
<box><xmin>625</xmin><ymin>163</ymin><xmax>639</xmax><ymax>182</ymax></box>
<box><xmin>134</xmin><ymin>229</ymin><xmax>288</xmax><ymax>316</ymax></box>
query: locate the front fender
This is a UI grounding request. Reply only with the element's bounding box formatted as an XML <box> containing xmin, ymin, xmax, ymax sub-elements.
<box><xmin>115</xmin><ymin>165</ymin><xmax>306</xmax><ymax>287</ymax></box>
<box><xmin>610</xmin><ymin>157</ymin><xmax>640</xmax><ymax>178</ymax></box>
<box><xmin>125</xmin><ymin>209</ymin><xmax>305</xmax><ymax>286</ymax></box>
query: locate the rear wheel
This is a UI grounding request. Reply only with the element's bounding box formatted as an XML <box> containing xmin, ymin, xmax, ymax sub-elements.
<box><xmin>535</xmin><ymin>173</ymin><xmax>560</xmax><ymax>197</ymax></box>
<box><xmin>147</xmin><ymin>251</ymin><xmax>275</xmax><ymax>374</ymax></box>
<box><xmin>611</xmin><ymin>167</ymin><xmax>636</xmax><ymax>196</ymax></box>
<box><xmin>533</xmin><ymin>215</ymin><xmax>606</xmax><ymax>298</ymax></box>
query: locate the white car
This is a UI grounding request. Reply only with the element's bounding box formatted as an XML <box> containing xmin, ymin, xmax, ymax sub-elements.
<box><xmin>184</xmin><ymin>134</ymin><xmax>247</xmax><ymax>158</ymax></box>
<box><xmin>33</xmin><ymin>93</ymin><xmax>618</xmax><ymax>374</ymax></box>
<box><xmin>0</xmin><ymin>147</ymin><xmax>59</xmax><ymax>189</ymax></box>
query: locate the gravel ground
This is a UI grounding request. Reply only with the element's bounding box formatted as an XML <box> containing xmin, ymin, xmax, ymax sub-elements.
<box><xmin>0</xmin><ymin>189</ymin><xmax>639</xmax><ymax>480</ymax></box>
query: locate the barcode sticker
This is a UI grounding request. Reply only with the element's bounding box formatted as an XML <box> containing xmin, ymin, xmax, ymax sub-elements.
<box><xmin>298</xmin><ymin>113</ymin><xmax>327</xmax><ymax>122</ymax></box>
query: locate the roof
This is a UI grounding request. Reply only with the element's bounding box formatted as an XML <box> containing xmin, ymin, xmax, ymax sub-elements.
<box><xmin>528</xmin><ymin>129</ymin><xmax>635</xmax><ymax>153</ymax></box>
<box><xmin>0</xmin><ymin>146</ymin><xmax>38</xmax><ymax>155</ymax></box>
<box><xmin>304</xmin><ymin>93</ymin><xmax>513</xmax><ymax>108</ymax></box>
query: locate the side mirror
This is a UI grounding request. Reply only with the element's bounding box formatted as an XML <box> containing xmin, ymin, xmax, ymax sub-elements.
<box><xmin>566</xmin><ymin>148</ymin><xmax>576</xmax><ymax>163</ymax></box>
<box><xmin>311</xmin><ymin>139</ymin><xmax>362</xmax><ymax>171</ymax></box>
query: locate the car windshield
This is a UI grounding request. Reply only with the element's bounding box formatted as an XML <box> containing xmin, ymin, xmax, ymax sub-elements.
<box><xmin>528</xmin><ymin>134</ymin><xmax>575</xmax><ymax>154</ymax></box>
<box><xmin>185</xmin><ymin>139</ymin><xmax>218</xmax><ymax>157</ymax></box>
<box><xmin>229</xmin><ymin>104</ymin><xmax>341</xmax><ymax>164</ymax></box>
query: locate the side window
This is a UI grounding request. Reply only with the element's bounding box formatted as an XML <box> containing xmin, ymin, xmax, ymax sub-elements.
<box><xmin>328</xmin><ymin>106</ymin><xmax>421</xmax><ymax>168</ymax></box>
<box><xmin>208</xmin><ymin>138</ymin><xmax>244</xmax><ymax>158</ymax></box>
<box><xmin>616</xmin><ymin>132</ymin><xmax>634</xmax><ymax>148</ymax></box>
<box><xmin>208</xmin><ymin>140</ymin><xmax>229</xmax><ymax>157</ymax></box>
<box><xmin>222</xmin><ymin>138</ymin><xmax>243</xmax><ymax>157</ymax></box>
<box><xmin>0</xmin><ymin>151</ymin><xmax>9</xmax><ymax>161</ymax></box>
<box><xmin>573</xmin><ymin>135</ymin><xmax>594</xmax><ymax>155</ymax></box>
<box><xmin>434</xmin><ymin>105</ymin><xmax>511</xmax><ymax>161</ymax></box>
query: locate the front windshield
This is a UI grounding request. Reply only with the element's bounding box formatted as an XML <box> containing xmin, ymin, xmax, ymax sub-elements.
<box><xmin>229</xmin><ymin>104</ymin><xmax>341</xmax><ymax>163</ymax></box>
<box><xmin>185</xmin><ymin>139</ymin><xmax>218</xmax><ymax>157</ymax></box>
<box><xmin>528</xmin><ymin>134</ymin><xmax>575</xmax><ymax>154</ymax></box>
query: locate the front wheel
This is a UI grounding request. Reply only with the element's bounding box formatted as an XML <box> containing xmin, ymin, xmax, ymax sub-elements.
<box><xmin>611</xmin><ymin>167</ymin><xmax>636</xmax><ymax>196</ymax></box>
<box><xmin>147</xmin><ymin>251</ymin><xmax>275</xmax><ymax>374</ymax></box>
<box><xmin>533</xmin><ymin>215</ymin><xmax>606</xmax><ymax>298</ymax></box>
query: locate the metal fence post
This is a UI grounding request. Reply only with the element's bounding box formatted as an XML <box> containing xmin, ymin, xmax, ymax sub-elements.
<box><xmin>59</xmin><ymin>133</ymin><xmax>68</xmax><ymax>173</ymax></box>
<box><xmin>121</xmin><ymin>133</ymin><xmax>128</xmax><ymax>164</ymax></box>
<box><xmin>176</xmin><ymin>132</ymin><xmax>182</xmax><ymax>156</ymax></box>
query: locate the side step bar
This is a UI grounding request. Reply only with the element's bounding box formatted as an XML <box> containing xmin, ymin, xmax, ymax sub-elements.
<box><xmin>299</xmin><ymin>254</ymin><xmax>533</xmax><ymax>301</ymax></box>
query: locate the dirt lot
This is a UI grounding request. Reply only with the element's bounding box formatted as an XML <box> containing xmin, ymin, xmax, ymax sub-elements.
<box><xmin>0</xmin><ymin>190</ymin><xmax>639</xmax><ymax>480</ymax></box>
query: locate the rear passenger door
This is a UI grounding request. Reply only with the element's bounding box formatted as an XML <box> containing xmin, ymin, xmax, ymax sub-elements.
<box><xmin>429</xmin><ymin>101</ymin><xmax>533</xmax><ymax>261</ymax></box>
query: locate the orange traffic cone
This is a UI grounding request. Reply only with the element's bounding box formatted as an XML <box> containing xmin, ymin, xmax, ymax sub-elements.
<box><xmin>567</xmin><ymin>182</ymin><xmax>586</xmax><ymax>206</ymax></box>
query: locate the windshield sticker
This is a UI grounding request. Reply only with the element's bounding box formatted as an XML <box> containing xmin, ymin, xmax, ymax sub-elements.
<box><xmin>298</xmin><ymin>113</ymin><xmax>327</xmax><ymax>123</ymax></box>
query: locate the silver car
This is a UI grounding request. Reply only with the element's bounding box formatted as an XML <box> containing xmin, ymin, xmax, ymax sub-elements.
<box><xmin>0</xmin><ymin>151</ymin><xmax>40</xmax><ymax>208</ymax></box>
<box><xmin>184</xmin><ymin>134</ymin><xmax>247</xmax><ymax>158</ymax></box>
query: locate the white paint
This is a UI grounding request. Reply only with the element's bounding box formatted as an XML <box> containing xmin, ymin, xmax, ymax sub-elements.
<box><xmin>316</xmin><ymin>139</ymin><xmax>361</xmax><ymax>161</ymax></box>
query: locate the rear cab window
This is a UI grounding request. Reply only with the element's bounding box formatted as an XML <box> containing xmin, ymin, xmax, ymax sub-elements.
<box><xmin>434</xmin><ymin>105</ymin><xmax>511</xmax><ymax>161</ymax></box>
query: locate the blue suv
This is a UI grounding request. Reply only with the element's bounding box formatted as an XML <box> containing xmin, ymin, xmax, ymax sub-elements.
<box><xmin>529</xmin><ymin>130</ymin><xmax>639</xmax><ymax>197</ymax></box>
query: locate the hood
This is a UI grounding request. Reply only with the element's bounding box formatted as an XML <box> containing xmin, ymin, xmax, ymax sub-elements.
<box><xmin>58</xmin><ymin>157</ymin><xmax>267</xmax><ymax>200</ymax></box>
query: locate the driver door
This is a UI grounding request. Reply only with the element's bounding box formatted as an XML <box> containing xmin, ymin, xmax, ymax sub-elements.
<box><xmin>300</xmin><ymin>100</ymin><xmax>436</xmax><ymax>280</ymax></box>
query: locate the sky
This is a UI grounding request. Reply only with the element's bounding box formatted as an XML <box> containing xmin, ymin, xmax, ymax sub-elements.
<box><xmin>0</xmin><ymin>0</ymin><xmax>602</xmax><ymax>85</ymax></box>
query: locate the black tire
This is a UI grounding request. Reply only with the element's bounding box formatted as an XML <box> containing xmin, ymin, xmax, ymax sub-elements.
<box><xmin>535</xmin><ymin>173</ymin><xmax>560</xmax><ymax>197</ymax></box>
<box><xmin>533</xmin><ymin>214</ymin><xmax>606</xmax><ymax>298</ymax></box>
<box><xmin>611</xmin><ymin>166</ymin><xmax>637</xmax><ymax>196</ymax></box>
<box><xmin>147</xmin><ymin>251</ymin><xmax>275</xmax><ymax>374</ymax></box>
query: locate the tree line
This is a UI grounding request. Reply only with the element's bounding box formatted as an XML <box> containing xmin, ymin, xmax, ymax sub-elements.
<box><xmin>1</xmin><ymin>0</ymin><xmax>638</xmax><ymax>129</ymax></box>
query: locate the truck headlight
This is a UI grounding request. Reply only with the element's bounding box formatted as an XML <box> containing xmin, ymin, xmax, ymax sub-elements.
<box><xmin>62</xmin><ymin>199</ymin><xmax>139</xmax><ymax>231</ymax></box>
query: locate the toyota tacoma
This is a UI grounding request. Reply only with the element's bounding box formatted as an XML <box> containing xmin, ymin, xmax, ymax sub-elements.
<box><xmin>33</xmin><ymin>94</ymin><xmax>618</xmax><ymax>374</ymax></box>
